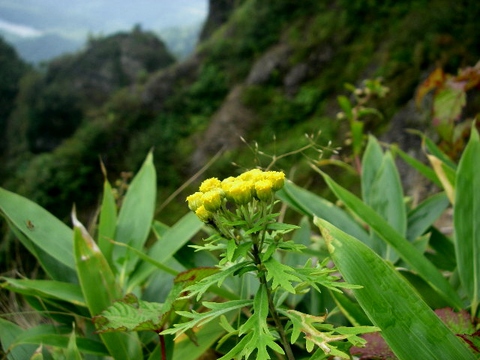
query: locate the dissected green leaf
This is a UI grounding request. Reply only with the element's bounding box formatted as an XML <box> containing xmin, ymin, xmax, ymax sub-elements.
<box><xmin>287</xmin><ymin>309</ymin><xmax>377</xmax><ymax>359</ymax></box>
<box><xmin>171</xmin><ymin>312</ymin><xmax>237</xmax><ymax>360</ymax></box>
<box><xmin>263</xmin><ymin>256</ymin><xmax>301</xmax><ymax>293</ymax></box>
<box><xmin>94</xmin><ymin>293</ymin><xmax>166</xmax><ymax>333</ymax></box>
<box><xmin>181</xmin><ymin>262</ymin><xmax>247</xmax><ymax>300</ymax></box>
<box><xmin>316</xmin><ymin>218</ymin><xmax>475</xmax><ymax>360</ymax></box>
<box><xmin>454</xmin><ymin>126</ymin><xmax>480</xmax><ymax>317</ymax></box>
<box><xmin>220</xmin><ymin>287</ymin><xmax>284</xmax><ymax>360</ymax></box>
<box><xmin>162</xmin><ymin>299</ymin><xmax>252</xmax><ymax>338</ymax></box>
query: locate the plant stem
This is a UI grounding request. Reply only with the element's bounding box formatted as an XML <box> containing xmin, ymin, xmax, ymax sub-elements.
<box><xmin>159</xmin><ymin>333</ymin><xmax>166</xmax><ymax>360</ymax></box>
<box><xmin>253</xmin><ymin>244</ymin><xmax>295</xmax><ymax>360</ymax></box>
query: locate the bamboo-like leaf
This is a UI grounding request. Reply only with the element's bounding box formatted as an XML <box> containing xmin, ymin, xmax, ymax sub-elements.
<box><xmin>0</xmin><ymin>318</ymin><xmax>37</xmax><ymax>359</ymax></box>
<box><xmin>390</xmin><ymin>144</ymin><xmax>441</xmax><ymax>186</ymax></box>
<box><xmin>315</xmin><ymin>218</ymin><xmax>475</xmax><ymax>360</ymax></box>
<box><xmin>454</xmin><ymin>126</ymin><xmax>480</xmax><ymax>317</ymax></box>
<box><xmin>316</xmin><ymin>170</ymin><xmax>463</xmax><ymax>309</ymax></box>
<box><xmin>113</xmin><ymin>151</ymin><xmax>156</xmax><ymax>272</ymax></box>
<box><xmin>128</xmin><ymin>211</ymin><xmax>204</xmax><ymax>288</ymax></box>
<box><xmin>1</xmin><ymin>278</ymin><xmax>85</xmax><ymax>307</ymax></box>
<box><xmin>72</xmin><ymin>211</ymin><xmax>141</xmax><ymax>359</ymax></box>
<box><xmin>362</xmin><ymin>137</ymin><xmax>406</xmax><ymax>262</ymax></box>
<box><xmin>0</xmin><ymin>187</ymin><xmax>76</xmax><ymax>282</ymax></box>
<box><xmin>66</xmin><ymin>325</ymin><xmax>83</xmax><ymax>360</ymax></box>
<box><xmin>406</xmin><ymin>192</ymin><xmax>449</xmax><ymax>241</ymax></box>
<box><xmin>97</xmin><ymin>178</ymin><xmax>117</xmax><ymax>266</ymax></box>
<box><xmin>6</xmin><ymin>324</ymin><xmax>108</xmax><ymax>356</ymax></box>
<box><xmin>277</xmin><ymin>181</ymin><xmax>371</xmax><ymax>246</ymax></box>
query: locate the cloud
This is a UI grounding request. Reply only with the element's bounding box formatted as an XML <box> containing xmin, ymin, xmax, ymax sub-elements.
<box><xmin>0</xmin><ymin>18</ymin><xmax>43</xmax><ymax>37</ymax></box>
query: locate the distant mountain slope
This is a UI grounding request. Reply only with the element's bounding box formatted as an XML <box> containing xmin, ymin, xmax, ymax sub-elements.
<box><xmin>13</xmin><ymin>33</ymin><xmax>83</xmax><ymax>64</ymax></box>
<box><xmin>0</xmin><ymin>0</ymin><xmax>207</xmax><ymax>63</ymax></box>
<box><xmin>2</xmin><ymin>0</ymin><xmax>480</xmax><ymax>221</ymax></box>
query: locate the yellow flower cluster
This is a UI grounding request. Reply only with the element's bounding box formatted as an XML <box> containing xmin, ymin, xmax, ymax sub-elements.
<box><xmin>186</xmin><ymin>169</ymin><xmax>285</xmax><ymax>222</ymax></box>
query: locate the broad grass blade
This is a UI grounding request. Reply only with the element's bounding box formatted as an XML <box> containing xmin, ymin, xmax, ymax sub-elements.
<box><xmin>128</xmin><ymin>211</ymin><xmax>204</xmax><ymax>288</ymax></box>
<box><xmin>0</xmin><ymin>188</ymin><xmax>77</xmax><ymax>282</ymax></box>
<box><xmin>277</xmin><ymin>181</ymin><xmax>371</xmax><ymax>246</ymax></box>
<box><xmin>7</xmin><ymin>324</ymin><xmax>108</xmax><ymax>356</ymax></box>
<box><xmin>97</xmin><ymin>178</ymin><xmax>117</xmax><ymax>266</ymax></box>
<box><xmin>72</xmin><ymin>212</ymin><xmax>141</xmax><ymax>359</ymax></box>
<box><xmin>454</xmin><ymin>126</ymin><xmax>480</xmax><ymax>317</ymax></box>
<box><xmin>362</xmin><ymin>138</ymin><xmax>406</xmax><ymax>262</ymax></box>
<box><xmin>390</xmin><ymin>144</ymin><xmax>441</xmax><ymax>186</ymax></box>
<box><xmin>317</xmin><ymin>170</ymin><xmax>463</xmax><ymax>309</ymax></box>
<box><xmin>114</xmin><ymin>151</ymin><xmax>156</xmax><ymax>272</ymax></box>
<box><xmin>1</xmin><ymin>278</ymin><xmax>85</xmax><ymax>307</ymax></box>
<box><xmin>316</xmin><ymin>218</ymin><xmax>475</xmax><ymax>360</ymax></box>
<box><xmin>406</xmin><ymin>192</ymin><xmax>449</xmax><ymax>241</ymax></box>
<box><xmin>0</xmin><ymin>318</ymin><xmax>37</xmax><ymax>359</ymax></box>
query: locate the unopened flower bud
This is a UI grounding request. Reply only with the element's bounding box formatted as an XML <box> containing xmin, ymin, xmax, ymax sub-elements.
<box><xmin>255</xmin><ymin>180</ymin><xmax>273</xmax><ymax>202</ymax></box>
<box><xmin>186</xmin><ymin>192</ymin><xmax>203</xmax><ymax>212</ymax></box>
<box><xmin>195</xmin><ymin>205</ymin><xmax>213</xmax><ymax>223</ymax></box>
<box><xmin>264</xmin><ymin>171</ymin><xmax>285</xmax><ymax>191</ymax></box>
<box><xmin>202</xmin><ymin>189</ymin><xmax>224</xmax><ymax>212</ymax></box>
<box><xmin>227</xmin><ymin>180</ymin><xmax>254</xmax><ymax>205</ymax></box>
<box><xmin>239</xmin><ymin>169</ymin><xmax>264</xmax><ymax>182</ymax></box>
<box><xmin>199</xmin><ymin>177</ymin><xmax>221</xmax><ymax>193</ymax></box>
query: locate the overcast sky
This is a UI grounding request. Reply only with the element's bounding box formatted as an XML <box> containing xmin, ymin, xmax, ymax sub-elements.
<box><xmin>0</xmin><ymin>0</ymin><xmax>208</xmax><ymax>40</ymax></box>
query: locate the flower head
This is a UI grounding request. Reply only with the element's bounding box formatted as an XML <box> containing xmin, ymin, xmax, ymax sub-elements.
<box><xmin>186</xmin><ymin>192</ymin><xmax>204</xmax><ymax>212</ymax></box>
<box><xmin>264</xmin><ymin>171</ymin><xmax>285</xmax><ymax>191</ymax></box>
<box><xmin>202</xmin><ymin>189</ymin><xmax>224</xmax><ymax>212</ymax></box>
<box><xmin>255</xmin><ymin>180</ymin><xmax>274</xmax><ymax>202</ymax></box>
<box><xmin>195</xmin><ymin>205</ymin><xmax>213</xmax><ymax>223</ymax></box>
<box><xmin>227</xmin><ymin>180</ymin><xmax>254</xmax><ymax>205</ymax></box>
<box><xmin>199</xmin><ymin>177</ymin><xmax>221</xmax><ymax>193</ymax></box>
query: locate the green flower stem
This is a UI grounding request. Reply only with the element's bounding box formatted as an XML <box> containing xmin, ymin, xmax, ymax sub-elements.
<box><xmin>252</xmin><ymin>243</ymin><xmax>295</xmax><ymax>360</ymax></box>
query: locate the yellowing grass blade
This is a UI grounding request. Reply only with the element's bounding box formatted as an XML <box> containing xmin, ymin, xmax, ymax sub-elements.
<box><xmin>72</xmin><ymin>210</ymin><xmax>141</xmax><ymax>359</ymax></box>
<box><xmin>315</xmin><ymin>218</ymin><xmax>475</xmax><ymax>360</ymax></box>
<box><xmin>454</xmin><ymin>126</ymin><xmax>480</xmax><ymax>317</ymax></box>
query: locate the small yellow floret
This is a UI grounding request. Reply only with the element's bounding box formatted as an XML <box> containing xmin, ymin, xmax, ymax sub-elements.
<box><xmin>264</xmin><ymin>171</ymin><xmax>285</xmax><ymax>191</ymax></box>
<box><xmin>186</xmin><ymin>192</ymin><xmax>203</xmax><ymax>212</ymax></box>
<box><xmin>227</xmin><ymin>180</ymin><xmax>254</xmax><ymax>205</ymax></box>
<box><xmin>255</xmin><ymin>180</ymin><xmax>273</xmax><ymax>202</ymax></box>
<box><xmin>202</xmin><ymin>189</ymin><xmax>224</xmax><ymax>212</ymax></box>
<box><xmin>199</xmin><ymin>177</ymin><xmax>221</xmax><ymax>193</ymax></box>
<box><xmin>239</xmin><ymin>169</ymin><xmax>264</xmax><ymax>182</ymax></box>
<box><xmin>195</xmin><ymin>205</ymin><xmax>213</xmax><ymax>223</ymax></box>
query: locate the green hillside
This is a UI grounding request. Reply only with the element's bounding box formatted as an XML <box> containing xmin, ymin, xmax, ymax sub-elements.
<box><xmin>1</xmin><ymin>0</ymin><xmax>480</xmax><ymax>221</ymax></box>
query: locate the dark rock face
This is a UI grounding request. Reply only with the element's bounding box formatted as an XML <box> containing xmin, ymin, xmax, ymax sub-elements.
<box><xmin>199</xmin><ymin>0</ymin><xmax>238</xmax><ymax>41</ymax></box>
<box><xmin>191</xmin><ymin>85</ymin><xmax>255</xmax><ymax>170</ymax></box>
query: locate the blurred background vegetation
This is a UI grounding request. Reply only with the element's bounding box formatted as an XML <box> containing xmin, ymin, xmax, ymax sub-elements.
<box><xmin>1</xmin><ymin>0</ymin><xmax>480</xmax><ymax>273</ymax></box>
